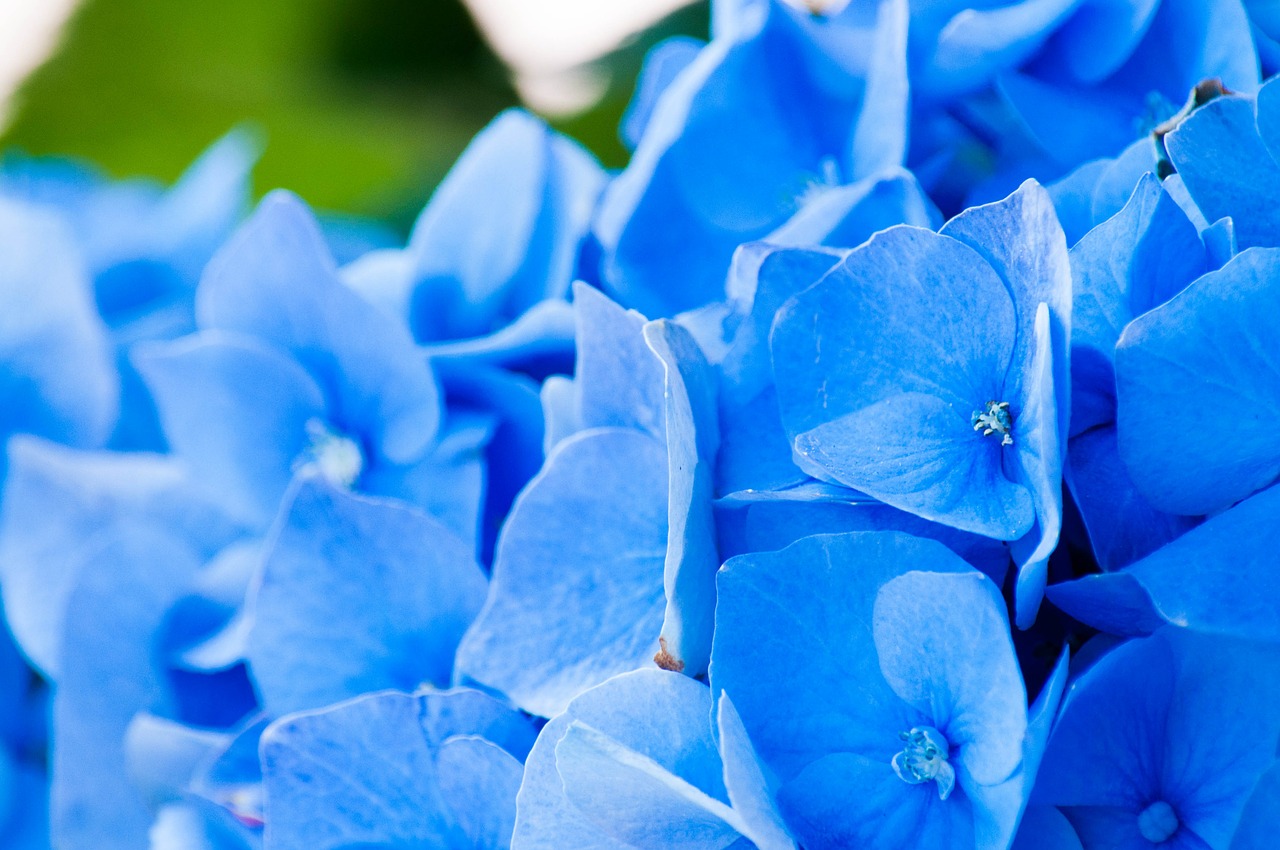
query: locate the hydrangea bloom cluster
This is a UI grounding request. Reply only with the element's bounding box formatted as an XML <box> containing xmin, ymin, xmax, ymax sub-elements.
<box><xmin>3</xmin><ymin>1</ymin><xmax>1280</xmax><ymax>847</ymax></box>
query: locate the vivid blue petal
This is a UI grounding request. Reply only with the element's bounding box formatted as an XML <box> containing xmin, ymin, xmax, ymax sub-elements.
<box><xmin>712</xmin><ymin>531</ymin><xmax>970</xmax><ymax>781</ymax></box>
<box><xmin>1041</xmin><ymin>0</ymin><xmax>1159</xmax><ymax>84</ymax></box>
<box><xmin>1045</xmin><ymin>571</ymin><xmax>1165</xmax><ymax>638</ymax></box>
<box><xmin>1115</xmin><ymin>248</ymin><xmax>1280</xmax><ymax>515</ymax></box>
<box><xmin>571</xmin><ymin>283</ymin><xmax>667</xmax><ymax>440</ymax></box>
<box><xmin>456</xmin><ymin>428</ymin><xmax>668</xmax><ymax>717</ymax></box>
<box><xmin>1115</xmin><ymin>484</ymin><xmax>1280</xmax><ymax>642</ymax></box>
<box><xmin>1066</xmin><ymin>425</ymin><xmax>1199</xmax><ymax>572</ymax></box>
<box><xmin>872</xmin><ymin>570</ymin><xmax>1026</xmax><ymax>786</ymax></box>
<box><xmin>407</xmin><ymin>110</ymin><xmax>605</xmax><ymax>341</ymax></box>
<box><xmin>0</xmin><ymin>197</ymin><xmax>118</xmax><ymax>449</ymax></box>
<box><xmin>645</xmin><ymin>319</ymin><xmax>719</xmax><ymax>676</ymax></box>
<box><xmin>1232</xmin><ymin>762</ymin><xmax>1280</xmax><ymax>850</ymax></box>
<box><xmin>920</xmin><ymin>0</ymin><xmax>1078</xmax><ymax>98</ymax></box>
<box><xmin>1068</xmin><ymin>174</ymin><xmax>1206</xmax><ymax>435</ymax></box>
<box><xmin>1036</xmin><ymin>630</ymin><xmax>1280</xmax><ymax>848</ymax></box>
<box><xmin>261</xmin><ymin>688</ymin><xmax>536</xmax><ymax>850</ymax></box>
<box><xmin>246</xmin><ymin>478</ymin><xmax>487</xmax><ymax>716</ymax></box>
<box><xmin>622</xmin><ymin>37</ymin><xmax>705</xmax><ymax>151</ymax></box>
<box><xmin>196</xmin><ymin>190</ymin><xmax>441</xmax><ymax>462</ymax></box>
<box><xmin>0</xmin><ymin>436</ymin><xmax>240</xmax><ymax>677</ymax></box>
<box><xmin>718</xmin><ymin>244</ymin><xmax>844</xmax><ymax>495</ymax></box>
<box><xmin>1012</xmin><ymin>806</ymin><xmax>1082</xmax><ymax>850</ymax></box>
<box><xmin>1166</xmin><ymin>94</ymin><xmax>1280</xmax><ymax>250</ymax></box>
<box><xmin>422</xmin><ymin>298</ymin><xmax>576</xmax><ymax>373</ymax></box>
<box><xmin>596</xmin><ymin>0</ymin><xmax>899</xmax><ymax>316</ymax></box>
<box><xmin>713</xmin><ymin>483</ymin><xmax>1010</xmax><ymax>583</ymax></box>
<box><xmin>940</xmin><ymin>180</ymin><xmax>1072</xmax><ymax>443</ymax></box>
<box><xmin>513</xmin><ymin>669</ymin><xmax>731</xmax><ymax>849</ymax></box>
<box><xmin>716</xmin><ymin>694</ymin><xmax>796</xmax><ymax>850</ymax></box>
<box><xmin>771</xmin><ymin>225</ymin><xmax>1032</xmax><ymax>540</ymax></box>
<box><xmin>764</xmin><ymin>168</ymin><xmax>940</xmax><ymax>249</ymax></box>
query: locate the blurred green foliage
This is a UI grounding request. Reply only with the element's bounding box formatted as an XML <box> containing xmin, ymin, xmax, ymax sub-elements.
<box><xmin>1</xmin><ymin>0</ymin><xmax>708</xmax><ymax>231</ymax></box>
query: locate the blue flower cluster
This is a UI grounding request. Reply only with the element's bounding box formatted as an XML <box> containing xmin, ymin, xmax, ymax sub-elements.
<box><xmin>3</xmin><ymin>1</ymin><xmax>1280</xmax><ymax>847</ymax></box>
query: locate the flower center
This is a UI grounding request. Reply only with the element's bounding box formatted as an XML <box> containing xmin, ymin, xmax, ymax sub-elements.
<box><xmin>295</xmin><ymin>418</ymin><xmax>364</xmax><ymax>488</ymax></box>
<box><xmin>971</xmin><ymin>400</ymin><xmax>1013</xmax><ymax>446</ymax></box>
<box><xmin>892</xmin><ymin>726</ymin><xmax>955</xmax><ymax>800</ymax></box>
<box><xmin>1138</xmin><ymin>801</ymin><xmax>1179</xmax><ymax>844</ymax></box>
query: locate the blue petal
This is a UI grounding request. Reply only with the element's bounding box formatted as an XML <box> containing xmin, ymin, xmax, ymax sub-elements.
<box><xmin>1068</xmin><ymin>173</ymin><xmax>1206</xmax><ymax>436</ymax></box>
<box><xmin>436</xmin><ymin>735</ymin><xmax>526</xmax><ymax>849</ymax></box>
<box><xmin>407</xmin><ymin>110</ymin><xmax>604</xmax><ymax>340</ymax></box>
<box><xmin>1036</xmin><ymin>630</ymin><xmax>1280</xmax><ymax>848</ymax></box>
<box><xmin>764</xmin><ymin>168</ymin><xmax>940</xmax><ymax>249</ymax></box>
<box><xmin>1007</xmin><ymin>306</ymin><xmax>1063</xmax><ymax>626</ymax></box>
<box><xmin>456</xmin><ymin>428</ymin><xmax>668</xmax><ymax>717</ymax></box>
<box><xmin>555</xmin><ymin>720</ymin><xmax>745</xmax><ymax>847</ymax></box>
<box><xmin>873</xmin><ymin>570</ymin><xmax>1026</xmax><ymax>786</ymax></box>
<box><xmin>622</xmin><ymin>37</ymin><xmax>705</xmax><ymax>151</ymax></box>
<box><xmin>512</xmin><ymin>669</ymin><xmax>730</xmax><ymax>849</ymax></box>
<box><xmin>595</xmin><ymin>1</ymin><xmax>885</xmax><ymax>315</ymax></box>
<box><xmin>246</xmin><ymin>478</ymin><xmax>487</xmax><ymax>716</ymax></box>
<box><xmin>1115</xmin><ymin>248</ymin><xmax>1280</xmax><ymax>515</ymax></box>
<box><xmin>1066</xmin><ymin>425</ymin><xmax>1200</xmax><ymax>572</ymax></box>
<box><xmin>716</xmin><ymin>694</ymin><xmax>797</xmax><ymax>850</ymax></box>
<box><xmin>571</xmin><ymin>283</ymin><xmax>667</xmax><ymax>440</ymax></box>
<box><xmin>134</xmin><ymin>330</ymin><xmax>327</xmax><ymax>526</ymax></box>
<box><xmin>713</xmin><ymin>483</ymin><xmax>1010</xmax><ymax>584</ymax></box>
<box><xmin>645</xmin><ymin>320</ymin><xmax>719</xmax><ymax>676</ymax></box>
<box><xmin>260</xmin><ymin>688</ymin><xmax>536</xmax><ymax>849</ymax></box>
<box><xmin>775</xmin><ymin>752</ymin><xmax>974</xmax><ymax>850</ymax></box>
<box><xmin>1012</xmin><ymin>806</ymin><xmax>1082</xmax><ymax>850</ymax></box>
<box><xmin>0</xmin><ymin>198</ymin><xmax>118</xmax><ymax>449</ymax></box>
<box><xmin>711</xmin><ymin>531</ymin><xmax>973</xmax><ymax>781</ymax></box>
<box><xmin>719</xmin><ymin>244</ymin><xmax>845</xmax><ymax>495</ymax></box>
<box><xmin>1232</xmin><ymin>762</ymin><xmax>1280</xmax><ymax>850</ymax></box>
<box><xmin>771</xmin><ymin>226</ymin><xmax>1032</xmax><ymax>539</ymax></box>
<box><xmin>1166</xmin><ymin>94</ymin><xmax>1280</xmax><ymax>251</ymax></box>
<box><xmin>0</xmin><ymin>437</ymin><xmax>240</xmax><ymax>677</ymax></box>
<box><xmin>1117</xmin><ymin>483</ymin><xmax>1280</xmax><ymax>642</ymax></box>
<box><xmin>196</xmin><ymin>190</ymin><xmax>442</xmax><ymax>462</ymax></box>
<box><xmin>51</xmin><ymin>528</ymin><xmax>206</xmax><ymax>850</ymax></box>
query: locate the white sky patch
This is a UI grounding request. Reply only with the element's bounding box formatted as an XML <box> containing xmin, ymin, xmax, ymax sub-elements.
<box><xmin>463</xmin><ymin>0</ymin><xmax>696</xmax><ymax>115</ymax></box>
<box><xmin>0</xmin><ymin>0</ymin><xmax>80</xmax><ymax>130</ymax></box>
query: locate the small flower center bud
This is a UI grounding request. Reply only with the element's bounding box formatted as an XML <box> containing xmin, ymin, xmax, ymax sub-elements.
<box><xmin>295</xmin><ymin>418</ymin><xmax>364</xmax><ymax>488</ymax></box>
<box><xmin>1138</xmin><ymin>800</ymin><xmax>1179</xmax><ymax>844</ymax></box>
<box><xmin>892</xmin><ymin>726</ymin><xmax>955</xmax><ymax>800</ymax></box>
<box><xmin>971</xmin><ymin>400</ymin><xmax>1013</xmax><ymax>446</ymax></box>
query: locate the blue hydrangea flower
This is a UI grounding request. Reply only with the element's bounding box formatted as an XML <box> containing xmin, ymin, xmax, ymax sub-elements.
<box><xmin>1033</xmin><ymin>629</ymin><xmax>1280</xmax><ymax>849</ymax></box>
<box><xmin>595</xmin><ymin>0</ymin><xmax>910</xmax><ymax>315</ymax></box>
<box><xmin>515</xmin><ymin>669</ymin><xmax>796</xmax><ymax>849</ymax></box>
<box><xmin>770</xmin><ymin>180</ymin><xmax>1071</xmax><ymax>625</ymax></box>
<box><xmin>131</xmin><ymin>190</ymin><xmax>492</xmax><ymax>541</ymax></box>
<box><xmin>260</xmin><ymin>687</ymin><xmax>538</xmax><ymax>849</ymax></box>
<box><xmin>712</xmin><ymin>531</ymin><xmax>1067</xmax><ymax>849</ymax></box>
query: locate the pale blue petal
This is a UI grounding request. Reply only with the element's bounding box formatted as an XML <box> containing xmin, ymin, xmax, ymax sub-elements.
<box><xmin>196</xmin><ymin>190</ymin><xmax>441</xmax><ymax>462</ymax></box>
<box><xmin>246</xmin><ymin>478</ymin><xmax>487</xmax><ymax>716</ymax></box>
<box><xmin>645</xmin><ymin>320</ymin><xmax>719</xmax><ymax>676</ymax></box>
<box><xmin>716</xmin><ymin>694</ymin><xmax>796</xmax><ymax>850</ymax></box>
<box><xmin>456</xmin><ymin>428</ymin><xmax>668</xmax><ymax>717</ymax></box>
<box><xmin>1115</xmin><ymin>248</ymin><xmax>1280</xmax><ymax>515</ymax></box>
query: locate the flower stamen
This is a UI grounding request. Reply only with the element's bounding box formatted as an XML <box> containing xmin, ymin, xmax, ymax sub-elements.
<box><xmin>971</xmin><ymin>400</ymin><xmax>1013</xmax><ymax>446</ymax></box>
<box><xmin>892</xmin><ymin>726</ymin><xmax>955</xmax><ymax>800</ymax></box>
